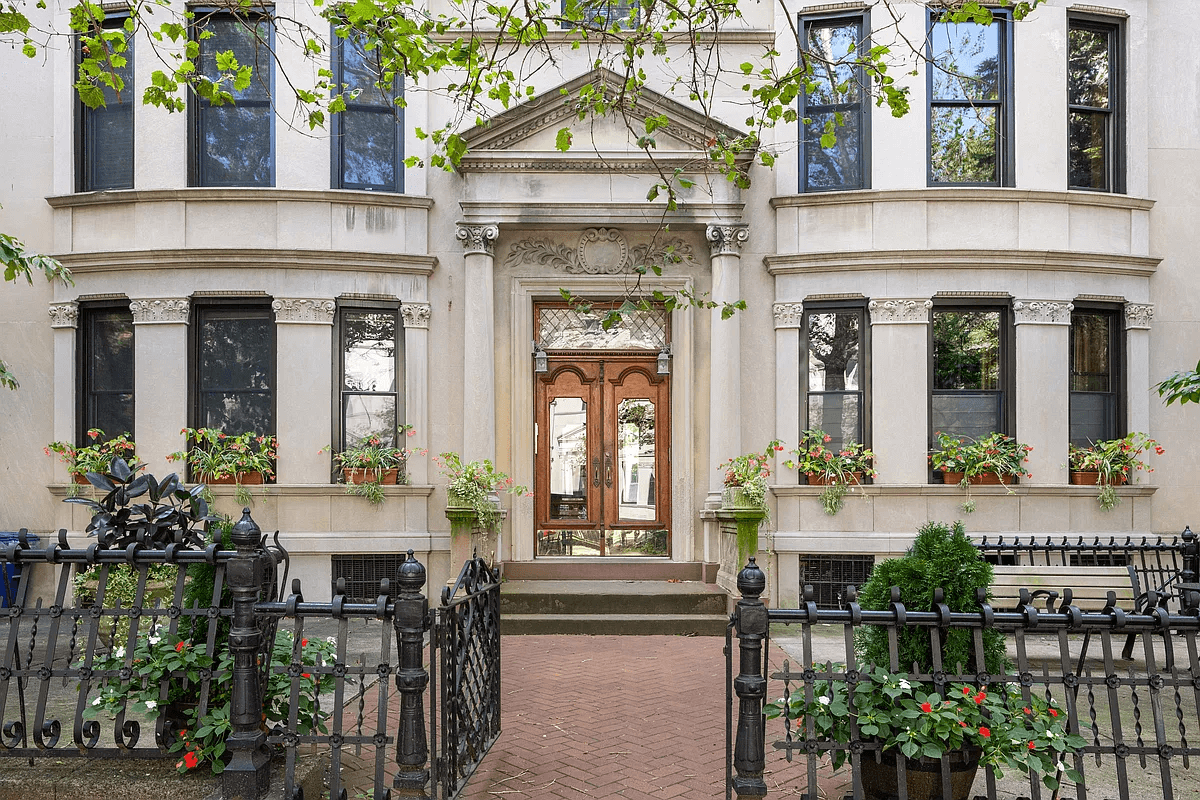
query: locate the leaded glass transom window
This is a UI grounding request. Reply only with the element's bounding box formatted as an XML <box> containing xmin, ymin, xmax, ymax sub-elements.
<box><xmin>537</xmin><ymin>307</ymin><xmax>667</xmax><ymax>350</ymax></box>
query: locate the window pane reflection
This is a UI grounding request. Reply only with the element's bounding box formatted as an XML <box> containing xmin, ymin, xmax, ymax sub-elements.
<box><xmin>617</xmin><ymin>399</ymin><xmax>655</xmax><ymax>521</ymax></box>
<box><xmin>605</xmin><ymin>529</ymin><xmax>667</xmax><ymax>556</ymax></box>
<box><xmin>549</xmin><ymin>397</ymin><xmax>588</xmax><ymax>520</ymax></box>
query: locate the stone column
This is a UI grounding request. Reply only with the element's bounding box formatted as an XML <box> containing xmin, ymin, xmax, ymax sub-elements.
<box><xmin>130</xmin><ymin>298</ymin><xmax>190</xmax><ymax>476</ymax></box>
<box><xmin>401</xmin><ymin>302</ymin><xmax>431</xmax><ymax>485</ymax></box>
<box><xmin>773</xmin><ymin>302</ymin><xmax>803</xmax><ymax>480</ymax></box>
<box><xmin>1013</xmin><ymin>300</ymin><xmax>1073</xmax><ymax>483</ymax></box>
<box><xmin>48</xmin><ymin>302</ymin><xmax>78</xmax><ymax>483</ymax></box>
<box><xmin>457</xmin><ymin>224</ymin><xmax>499</xmax><ymax>465</ymax></box>
<box><xmin>705</xmin><ymin>224</ymin><xmax>748</xmax><ymax>498</ymax></box>
<box><xmin>868</xmin><ymin>298</ymin><xmax>932</xmax><ymax>483</ymax></box>
<box><xmin>1125</xmin><ymin>303</ymin><xmax>1154</xmax><ymax>434</ymax></box>
<box><xmin>272</xmin><ymin>298</ymin><xmax>336</xmax><ymax>484</ymax></box>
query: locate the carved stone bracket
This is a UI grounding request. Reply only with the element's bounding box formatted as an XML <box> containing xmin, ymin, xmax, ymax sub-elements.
<box><xmin>47</xmin><ymin>302</ymin><xmax>79</xmax><ymax>329</ymax></box>
<box><xmin>706</xmin><ymin>224</ymin><xmax>749</xmax><ymax>257</ymax></box>
<box><xmin>272</xmin><ymin>298</ymin><xmax>336</xmax><ymax>325</ymax></box>
<box><xmin>401</xmin><ymin>302</ymin><xmax>431</xmax><ymax>329</ymax></box>
<box><xmin>868</xmin><ymin>298</ymin><xmax>932</xmax><ymax>325</ymax></box>
<box><xmin>130</xmin><ymin>297</ymin><xmax>190</xmax><ymax>324</ymax></box>
<box><xmin>772</xmin><ymin>303</ymin><xmax>804</xmax><ymax>329</ymax></box>
<box><xmin>457</xmin><ymin>224</ymin><xmax>500</xmax><ymax>256</ymax></box>
<box><xmin>1013</xmin><ymin>299</ymin><xmax>1074</xmax><ymax>326</ymax></box>
<box><xmin>1125</xmin><ymin>303</ymin><xmax>1154</xmax><ymax>330</ymax></box>
<box><xmin>503</xmin><ymin>228</ymin><xmax>695</xmax><ymax>275</ymax></box>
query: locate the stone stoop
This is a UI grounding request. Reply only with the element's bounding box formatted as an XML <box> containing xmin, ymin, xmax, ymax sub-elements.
<box><xmin>499</xmin><ymin>577</ymin><xmax>730</xmax><ymax>636</ymax></box>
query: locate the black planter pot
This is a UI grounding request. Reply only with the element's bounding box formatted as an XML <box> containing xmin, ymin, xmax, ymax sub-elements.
<box><xmin>859</xmin><ymin>746</ymin><xmax>982</xmax><ymax>800</ymax></box>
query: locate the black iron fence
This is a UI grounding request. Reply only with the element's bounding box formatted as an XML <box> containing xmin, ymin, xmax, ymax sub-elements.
<box><xmin>728</xmin><ymin>558</ymin><xmax>1200</xmax><ymax>800</ymax></box>
<box><xmin>0</xmin><ymin>511</ymin><xmax>501</xmax><ymax>800</ymax></box>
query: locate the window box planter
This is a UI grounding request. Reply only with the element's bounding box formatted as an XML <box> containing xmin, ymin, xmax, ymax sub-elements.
<box><xmin>1069</xmin><ymin>471</ymin><xmax>1127</xmax><ymax>487</ymax></box>
<box><xmin>941</xmin><ymin>471</ymin><xmax>1013</xmax><ymax>486</ymax></box>
<box><xmin>804</xmin><ymin>472</ymin><xmax>864</xmax><ymax>486</ymax></box>
<box><xmin>343</xmin><ymin>468</ymin><xmax>400</xmax><ymax>485</ymax></box>
<box><xmin>201</xmin><ymin>471</ymin><xmax>265</xmax><ymax>485</ymax></box>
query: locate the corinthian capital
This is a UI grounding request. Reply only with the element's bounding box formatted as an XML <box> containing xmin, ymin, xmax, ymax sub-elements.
<box><xmin>1124</xmin><ymin>303</ymin><xmax>1153</xmax><ymax>330</ymax></box>
<box><xmin>456</xmin><ymin>224</ymin><xmax>500</xmax><ymax>256</ymax></box>
<box><xmin>705</xmin><ymin>224</ymin><xmax>749</xmax><ymax>257</ymax></box>
<box><xmin>130</xmin><ymin>298</ymin><xmax>190</xmax><ymax>324</ymax></box>
<box><xmin>271</xmin><ymin>298</ymin><xmax>336</xmax><ymax>325</ymax></box>
<box><xmin>401</xmin><ymin>302</ymin><xmax>431</xmax><ymax>329</ymax></box>
<box><xmin>868</xmin><ymin>298</ymin><xmax>933</xmax><ymax>325</ymax></box>
<box><xmin>48</xmin><ymin>301</ymin><xmax>79</xmax><ymax>329</ymax></box>
<box><xmin>772</xmin><ymin>302</ymin><xmax>804</xmax><ymax>329</ymax></box>
<box><xmin>1012</xmin><ymin>299</ymin><xmax>1073</xmax><ymax>326</ymax></box>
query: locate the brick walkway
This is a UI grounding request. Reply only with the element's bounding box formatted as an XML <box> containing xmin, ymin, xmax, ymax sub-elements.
<box><xmin>338</xmin><ymin>635</ymin><xmax>848</xmax><ymax>799</ymax></box>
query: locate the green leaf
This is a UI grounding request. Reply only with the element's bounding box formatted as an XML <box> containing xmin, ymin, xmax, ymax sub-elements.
<box><xmin>22</xmin><ymin>41</ymin><xmax>36</xmax><ymax>58</ymax></box>
<box><xmin>554</xmin><ymin>127</ymin><xmax>572</xmax><ymax>152</ymax></box>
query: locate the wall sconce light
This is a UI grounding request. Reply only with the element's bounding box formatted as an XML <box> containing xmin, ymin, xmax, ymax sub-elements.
<box><xmin>657</xmin><ymin>344</ymin><xmax>672</xmax><ymax>375</ymax></box>
<box><xmin>533</xmin><ymin>341</ymin><xmax>548</xmax><ymax>373</ymax></box>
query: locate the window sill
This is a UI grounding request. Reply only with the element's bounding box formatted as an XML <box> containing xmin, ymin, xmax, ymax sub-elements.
<box><xmin>48</xmin><ymin>483</ymin><xmax>436</xmax><ymax>498</ymax></box>
<box><xmin>47</xmin><ymin>187</ymin><xmax>434</xmax><ymax>209</ymax></box>
<box><xmin>769</xmin><ymin>483</ymin><xmax>1157</xmax><ymax>498</ymax></box>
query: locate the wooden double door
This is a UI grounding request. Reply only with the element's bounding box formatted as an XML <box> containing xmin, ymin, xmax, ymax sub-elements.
<box><xmin>534</xmin><ymin>354</ymin><xmax>670</xmax><ymax>557</ymax></box>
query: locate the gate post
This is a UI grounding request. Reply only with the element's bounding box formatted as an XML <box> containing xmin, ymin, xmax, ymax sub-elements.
<box><xmin>222</xmin><ymin>508</ymin><xmax>272</xmax><ymax>800</ymax></box>
<box><xmin>393</xmin><ymin>550</ymin><xmax>432</xmax><ymax>798</ymax></box>
<box><xmin>732</xmin><ymin>558</ymin><xmax>768</xmax><ymax>799</ymax></box>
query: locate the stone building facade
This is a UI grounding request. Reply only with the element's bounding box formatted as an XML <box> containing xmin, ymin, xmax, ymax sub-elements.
<box><xmin>0</xmin><ymin>0</ymin><xmax>1195</xmax><ymax>603</ymax></box>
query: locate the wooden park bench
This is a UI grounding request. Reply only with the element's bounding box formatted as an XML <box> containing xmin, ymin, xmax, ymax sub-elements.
<box><xmin>988</xmin><ymin>564</ymin><xmax>1134</xmax><ymax>611</ymax></box>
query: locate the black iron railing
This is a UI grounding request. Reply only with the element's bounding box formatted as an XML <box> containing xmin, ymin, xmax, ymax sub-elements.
<box><xmin>728</xmin><ymin>558</ymin><xmax>1200</xmax><ymax>800</ymax></box>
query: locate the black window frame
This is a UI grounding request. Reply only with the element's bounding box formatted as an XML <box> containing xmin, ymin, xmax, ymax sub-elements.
<box><xmin>926</xmin><ymin>8</ymin><xmax>1014</xmax><ymax>187</ymax></box>
<box><xmin>801</xmin><ymin>300</ymin><xmax>871</xmax><ymax>462</ymax></box>
<box><xmin>1067</xmin><ymin>15</ymin><xmax>1124</xmax><ymax>193</ymax></box>
<box><xmin>77</xmin><ymin>300</ymin><xmax>135</xmax><ymax>443</ymax></box>
<box><xmin>75</xmin><ymin>14</ymin><xmax>135</xmax><ymax>192</ymax></box>
<box><xmin>928</xmin><ymin>299</ymin><xmax>1015</xmax><ymax>446</ymax></box>
<box><xmin>188</xmin><ymin>8</ymin><xmax>276</xmax><ymax>188</ymax></box>
<box><xmin>559</xmin><ymin>0</ymin><xmax>638</xmax><ymax>29</ymax></box>
<box><xmin>334</xmin><ymin>301</ymin><xmax>405</xmax><ymax>458</ymax></box>
<box><xmin>798</xmin><ymin>11</ymin><xmax>871</xmax><ymax>193</ymax></box>
<box><xmin>330</xmin><ymin>31</ymin><xmax>404</xmax><ymax>192</ymax></box>
<box><xmin>1069</xmin><ymin>304</ymin><xmax>1123</xmax><ymax>446</ymax></box>
<box><xmin>189</xmin><ymin>300</ymin><xmax>277</xmax><ymax>436</ymax></box>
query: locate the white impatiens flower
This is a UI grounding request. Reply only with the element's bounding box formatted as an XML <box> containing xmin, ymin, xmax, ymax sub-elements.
<box><xmin>898</xmin><ymin>679</ymin><xmax>912</xmax><ymax>690</ymax></box>
<box><xmin>144</xmin><ymin>700</ymin><xmax>157</xmax><ymax>711</ymax></box>
<box><xmin>112</xmin><ymin>647</ymin><xmax>125</xmax><ymax>659</ymax></box>
<box><xmin>817</xmin><ymin>696</ymin><xmax>831</xmax><ymax>706</ymax></box>
<box><xmin>148</xmin><ymin>635</ymin><xmax>161</xmax><ymax>646</ymax></box>
<box><xmin>91</xmin><ymin>696</ymin><xmax>102</xmax><ymax>706</ymax></box>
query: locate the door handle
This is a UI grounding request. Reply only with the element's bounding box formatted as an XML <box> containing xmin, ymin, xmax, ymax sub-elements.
<box><xmin>604</xmin><ymin>450</ymin><xmax>613</xmax><ymax>488</ymax></box>
<box><xmin>593</xmin><ymin>457</ymin><xmax>600</xmax><ymax>488</ymax></box>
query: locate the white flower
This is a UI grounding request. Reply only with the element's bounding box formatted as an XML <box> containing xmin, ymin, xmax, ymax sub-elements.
<box><xmin>112</xmin><ymin>647</ymin><xmax>125</xmax><ymax>659</ymax></box>
<box><xmin>898</xmin><ymin>679</ymin><xmax>911</xmax><ymax>690</ymax></box>
<box><xmin>817</xmin><ymin>696</ymin><xmax>831</xmax><ymax>706</ymax></box>
<box><xmin>144</xmin><ymin>700</ymin><xmax>157</xmax><ymax>711</ymax></box>
<box><xmin>148</xmin><ymin>635</ymin><xmax>161</xmax><ymax>646</ymax></box>
<box><xmin>91</xmin><ymin>697</ymin><xmax>101</xmax><ymax>706</ymax></box>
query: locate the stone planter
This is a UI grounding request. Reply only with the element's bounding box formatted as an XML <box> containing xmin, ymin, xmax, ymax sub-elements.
<box><xmin>1070</xmin><ymin>470</ymin><xmax>1128</xmax><ymax>486</ymax></box>
<box><xmin>721</xmin><ymin>485</ymin><xmax>765</xmax><ymax>510</ymax></box>
<box><xmin>718</xmin><ymin>486</ymin><xmax>769</xmax><ymax>596</ymax></box>
<box><xmin>343</xmin><ymin>467</ymin><xmax>399</xmax><ymax>485</ymax></box>
<box><xmin>941</xmin><ymin>471</ymin><xmax>1012</xmax><ymax>486</ymax></box>
<box><xmin>860</xmin><ymin>746</ymin><xmax>982</xmax><ymax>800</ymax></box>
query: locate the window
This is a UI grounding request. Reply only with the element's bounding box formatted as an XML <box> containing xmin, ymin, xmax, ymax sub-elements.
<box><xmin>560</xmin><ymin>0</ymin><xmax>637</xmax><ymax>29</ymax></box>
<box><xmin>928</xmin><ymin>11</ymin><xmax>1011</xmax><ymax>185</ymax></box>
<box><xmin>339</xmin><ymin>307</ymin><xmax>403</xmax><ymax>450</ymax></box>
<box><xmin>77</xmin><ymin>17</ymin><xmax>134</xmax><ymax>191</ymax></box>
<box><xmin>930</xmin><ymin>304</ymin><xmax>1011</xmax><ymax>439</ymax></box>
<box><xmin>193</xmin><ymin>304</ymin><xmax>275</xmax><ymax>433</ymax></box>
<box><xmin>803</xmin><ymin>304</ymin><xmax>867</xmax><ymax>453</ymax></box>
<box><xmin>1068</xmin><ymin>18</ymin><xmax>1122</xmax><ymax>192</ymax></box>
<box><xmin>190</xmin><ymin>11</ymin><xmax>274</xmax><ymax>187</ymax></box>
<box><xmin>799</xmin><ymin>14</ymin><xmax>869</xmax><ymax>191</ymax></box>
<box><xmin>331</xmin><ymin>34</ymin><xmax>403</xmax><ymax>192</ymax></box>
<box><xmin>1070</xmin><ymin>308</ymin><xmax>1121</xmax><ymax>445</ymax></box>
<box><xmin>79</xmin><ymin>303</ymin><xmax>134</xmax><ymax>438</ymax></box>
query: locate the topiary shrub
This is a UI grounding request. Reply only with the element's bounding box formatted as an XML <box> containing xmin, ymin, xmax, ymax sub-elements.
<box><xmin>854</xmin><ymin>520</ymin><xmax>1005</xmax><ymax>674</ymax></box>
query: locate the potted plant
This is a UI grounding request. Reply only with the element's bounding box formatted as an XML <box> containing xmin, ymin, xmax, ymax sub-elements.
<box><xmin>718</xmin><ymin>440</ymin><xmax>784</xmax><ymax>510</ymax></box>
<box><xmin>326</xmin><ymin>425</ymin><xmax>426</xmax><ymax>505</ymax></box>
<box><xmin>785</xmin><ymin>429</ymin><xmax>877</xmax><ymax>515</ymax></box>
<box><xmin>46</xmin><ymin>428</ymin><xmax>139</xmax><ymax>490</ymax></box>
<box><xmin>928</xmin><ymin>432</ymin><xmax>1032</xmax><ymax>513</ymax></box>
<box><xmin>766</xmin><ymin>521</ymin><xmax>1087</xmax><ymax>800</ymax></box>
<box><xmin>435</xmin><ymin>452</ymin><xmax>529</xmax><ymax>533</ymax></box>
<box><xmin>168</xmin><ymin>427</ymin><xmax>277</xmax><ymax>506</ymax></box>
<box><xmin>1068</xmin><ymin>432</ymin><xmax>1164</xmax><ymax>511</ymax></box>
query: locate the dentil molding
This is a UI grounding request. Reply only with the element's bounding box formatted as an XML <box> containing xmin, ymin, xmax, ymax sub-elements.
<box><xmin>1012</xmin><ymin>299</ymin><xmax>1074</xmax><ymax>326</ymax></box>
<box><xmin>456</xmin><ymin>224</ymin><xmax>500</xmax><ymax>256</ymax></box>
<box><xmin>401</xmin><ymin>302</ymin><xmax>431</xmax><ymax>329</ymax></box>
<box><xmin>868</xmin><ymin>298</ymin><xmax>932</xmax><ymax>325</ymax></box>
<box><xmin>47</xmin><ymin>302</ymin><xmax>79</xmax><ymax>329</ymax></box>
<box><xmin>130</xmin><ymin>298</ymin><xmax>190</xmax><ymax>324</ymax></box>
<box><xmin>503</xmin><ymin>228</ymin><xmax>696</xmax><ymax>275</ymax></box>
<box><xmin>272</xmin><ymin>298</ymin><xmax>336</xmax><ymax>325</ymax></box>
<box><xmin>705</xmin><ymin>224</ymin><xmax>749</xmax><ymax>257</ymax></box>
<box><xmin>1125</xmin><ymin>303</ymin><xmax>1154</xmax><ymax>330</ymax></box>
<box><xmin>773</xmin><ymin>303</ymin><xmax>804</xmax><ymax>329</ymax></box>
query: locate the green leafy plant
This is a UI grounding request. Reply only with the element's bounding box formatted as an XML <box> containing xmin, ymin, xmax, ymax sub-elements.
<box><xmin>785</xmin><ymin>429</ymin><xmax>877</xmax><ymax>515</ymax></box>
<box><xmin>325</xmin><ymin>424</ymin><xmax>427</xmax><ymax>505</ymax></box>
<box><xmin>765</xmin><ymin>666</ymin><xmax>1087</xmax><ymax>791</ymax></box>
<box><xmin>169</xmin><ymin>427</ymin><xmax>277</xmax><ymax>505</ymax></box>
<box><xmin>434</xmin><ymin>452</ymin><xmax>529</xmax><ymax>532</ymax></box>
<box><xmin>1068</xmin><ymin>433</ymin><xmax>1164</xmax><ymax>511</ymax></box>
<box><xmin>718</xmin><ymin>440</ymin><xmax>784</xmax><ymax>509</ymax></box>
<box><xmin>1155</xmin><ymin>359</ymin><xmax>1200</xmax><ymax>406</ymax></box>
<box><xmin>46</xmin><ymin>428</ymin><xmax>139</xmax><ymax>492</ymax></box>
<box><xmin>928</xmin><ymin>432</ymin><xmax>1032</xmax><ymax>513</ymax></box>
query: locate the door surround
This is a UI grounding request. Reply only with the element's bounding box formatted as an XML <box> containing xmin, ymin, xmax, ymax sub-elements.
<box><xmin>508</xmin><ymin>275</ymin><xmax>697</xmax><ymax>563</ymax></box>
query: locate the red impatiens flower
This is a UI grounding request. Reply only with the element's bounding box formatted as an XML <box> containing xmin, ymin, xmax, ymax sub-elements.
<box><xmin>973</xmin><ymin>692</ymin><xmax>986</xmax><ymax>704</ymax></box>
<box><xmin>1028</xmin><ymin>741</ymin><xmax>1036</xmax><ymax>750</ymax></box>
<box><xmin>1049</xmin><ymin>708</ymin><xmax>1059</xmax><ymax>717</ymax></box>
<box><xmin>183</xmin><ymin>751</ymin><xmax>200</xmax><ymax>769</ymax></box>
<box><xmin>302</xmin><ymin>673</ymin><xmax>311</xmax><ymax>679</ymax></box>
<box><xmin>962</xmin><ymin>687</ymin><xmax>972</xmax><ymax>696</ymax></box>
<box><xmin>301</xmin><ymin>638</ymin><xmax>308</xmax><ymax>647</ymax></box>
<box><xmin>176</xmin><ymin>641</ymin><xmax>187</xmax><ymax>652</ymax></box>
<box><xmin>978</xmin><ymin>727</ymin><xmax>991</xmax><ymax>738</ymax></box>
<box><xmin>1023</xmin><ymin>707</ymin><xmax>1031</xmax><ymax>715</ymax></box>
<box><xmin>958</xmin><ymin>721</ymin><xmax>967</xmax><ymax>727</ymax></box>
<box><xmin>920</xmin><ymin>702</ymin><xmax>933</xmax><ymax>713</ymax></box>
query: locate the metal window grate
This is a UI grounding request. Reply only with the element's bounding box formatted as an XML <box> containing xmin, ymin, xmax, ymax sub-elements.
<box><xmin>798</xmin><ymin>554</ymin><xmax>875</xmax><ymax>608</ymax></box>
<box><xmin>332</xmin><ymin>554</ymin><xmax>407</xmax><ymax>601</ymax></box>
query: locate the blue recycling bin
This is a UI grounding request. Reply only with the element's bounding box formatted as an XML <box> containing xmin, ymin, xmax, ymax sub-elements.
<box><xmin>0</xmin><ymin>532</ymin><xmax>39</xmax><ymax>608</ymax></box>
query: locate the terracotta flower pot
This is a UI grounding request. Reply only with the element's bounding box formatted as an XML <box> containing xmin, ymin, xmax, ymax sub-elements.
<box><xmin>343</xmin><ymin>467</ymin><xmax>399</xmax><ymax>485</ymax></box>
<box><xmin>72</xmin><ymin>473</ymin><xmax>91</xmax><ymax>485</ymax></box>
<box><xmin>942</xmin><ymin>471</ymin><xmax>1012</xmax><ymax>486</ymax></box>
<box><xmin>201</xmin><ymin>471</ymin><xmax>265</xmax><ymax>485</ymax></box>
<box><xmin>1070</xmin><ymin>470</ymin><xmax>1128</xmax><ymax>486</ymax></box>
<box><xmin>805</xmin><ymin>472</ymin><xmax>864</xmax><ymax>486</ymax></box>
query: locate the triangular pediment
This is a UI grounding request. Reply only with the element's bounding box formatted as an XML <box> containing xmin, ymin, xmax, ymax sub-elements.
<box><xmin>457</xmin><ymin>68</ymin><xmax>751</xmax><ymax>172</ymax></box>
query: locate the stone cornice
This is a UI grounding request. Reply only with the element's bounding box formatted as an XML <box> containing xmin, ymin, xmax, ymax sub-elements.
<box><xmin>1012</xmin><ymin>299</ymin><xmax>1074</xmax><ymax>326</ymax></box>
<box><xmin>769</xmin><ymin>188</ymin><xmax>1155</xmax><ymax>211</ymax></box>
<box><xmin>706</xmin><ymin>224</ymin><xmax>749</xmax><ymax>257</ymax></box>
<box><xmin>54</xmin><ymin>249</ymin><xmax>438</xmax><ymax>275</ymax></box>
<box><xmin>772</xmin><ymin>302</ymin><xmax>803</xmax><ymax>329</ymax></box>
<box><xmin>456</xmin><ymin>223</ymin><xmax>500</xmax><ymax>256</ymax></box>
<box><xmin>459</xmin><ymin>201</ymin><xmax>745</xmax><ymax>227</ymax></box>
<box><xmin>47</xmin><ymin>302</ymin><xmax>79</xmax><ymax>329</ymax></box>
<box><xmin>765</xmin><ymin>249</ymin><xmax>1160</xmax><ymax>277</ymax></box>
<box><xmin>46</xmin><ymin>188</ymin><xmax>435</xmax><ymax>210</ymax></box>
<box><xmin>130</xmin><ymin>297</ymin><xmax>190</xmax><ymax>324</ymax></box>
<box><xmin>868</xmin><ymin>298</ymin><xmax>932</xmax><ymax>325</ymax></box>
<box><xmin>271</xmin><ymin>298</ymin><xmax>336</xmax><ymax>325</ymax></box>
<box><xmin>401</xmin><ymin>302</ymin><xmax>431</xmax><ymax>329</ymax></box>
<box><xmin>1125</xmin><ymin>303</ymin><xmax>1154</xmax><ymax>330</ymax></box>
<box><xmin>457</xmin><ymin>152</ymin><xmax>727</xmax><ymax>174</ymax></box>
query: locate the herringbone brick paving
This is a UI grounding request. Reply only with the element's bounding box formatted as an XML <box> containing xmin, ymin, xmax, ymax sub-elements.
<box><xmin>337</xmin><ymin>635</ymin><xmax>847</xmax><ymax>799</ymax></box>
